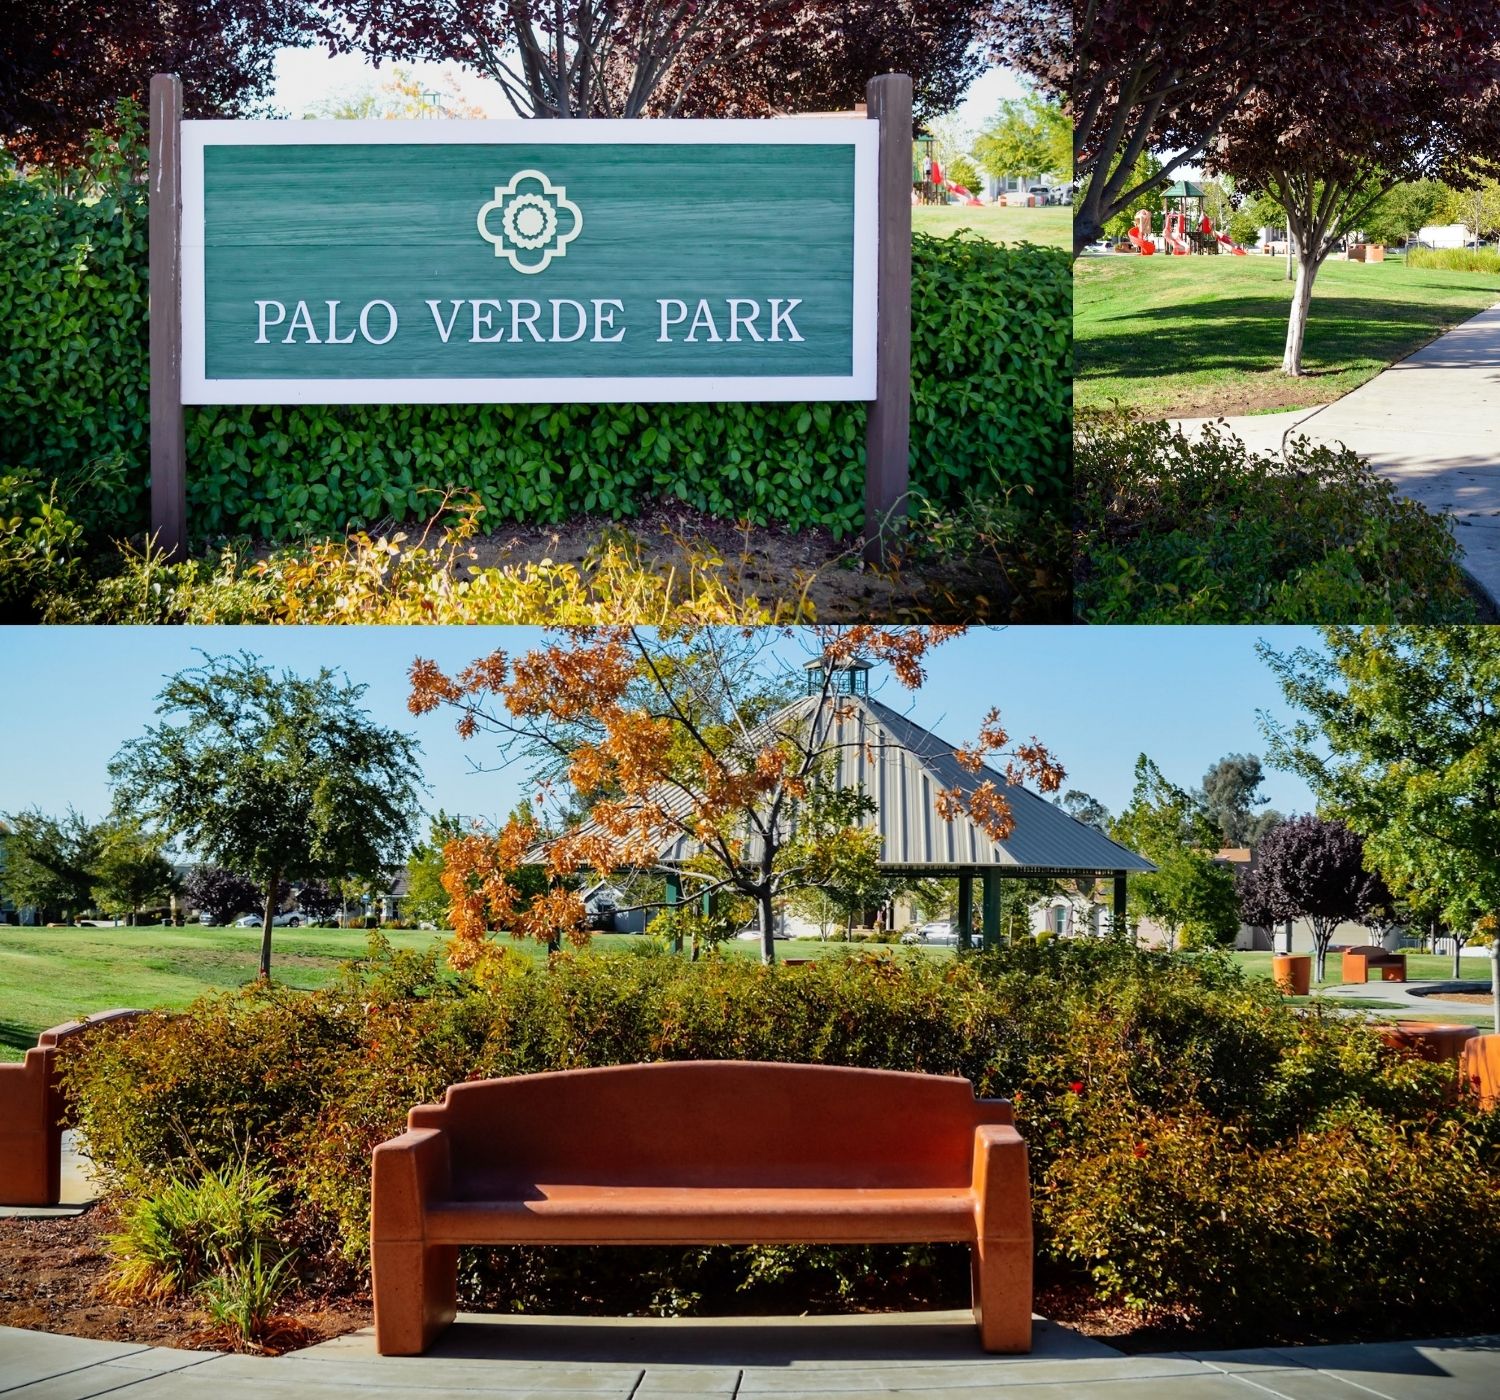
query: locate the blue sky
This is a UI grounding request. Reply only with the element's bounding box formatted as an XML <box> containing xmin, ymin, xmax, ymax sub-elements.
<box><xmin>0</xmin><ymin>627</ymin><xmax>1321</xmax><ymax>834</ymax></box>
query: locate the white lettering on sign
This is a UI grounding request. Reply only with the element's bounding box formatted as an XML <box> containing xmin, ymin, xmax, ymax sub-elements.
<box><xmin>359</xmin><ymin>300</ymin><xmax>399</xmax><ymax>345</ymax></box>
<box><xmin>253</xmin><ymin>296</ymin><xmax>808</xmax><ymax>347</ymax></box>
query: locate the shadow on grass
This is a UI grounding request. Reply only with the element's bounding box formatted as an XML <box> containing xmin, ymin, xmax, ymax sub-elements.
<box><xmin>0</xmin><ymin>1018</ymin><xmax>38</xmax><ymax>1054</ymax></box>
<box><xmin>1079</xmin><ymin>292</ymin><xmax>1482</xmax><ymax>385</ymax></box>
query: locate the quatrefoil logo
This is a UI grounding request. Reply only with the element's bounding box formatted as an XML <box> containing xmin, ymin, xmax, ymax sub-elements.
<box><xmin>476</xmin><ymin>170</ymin><xmax>583</xmax><ymax>275</ymax></box>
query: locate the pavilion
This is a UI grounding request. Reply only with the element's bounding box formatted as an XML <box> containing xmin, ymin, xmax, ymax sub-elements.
<box><xmin>560</xmin><ymin>661</ymin><xmax>1155</xmax><ymax>945</ymax></box>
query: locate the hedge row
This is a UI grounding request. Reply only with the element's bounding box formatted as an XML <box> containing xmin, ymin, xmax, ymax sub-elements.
<box><xmin>61</xmin><ymin>940</ymin><xmax>1500</xmax><ymax>1338</ymax></box>
<box><xmin>1</xmin><ymin>163</ymin><xmax>1069</xmax><ymax>542</ymax></box>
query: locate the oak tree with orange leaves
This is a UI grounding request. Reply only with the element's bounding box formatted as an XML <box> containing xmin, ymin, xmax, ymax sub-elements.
<box><xmin>409</xmin><ymin>626</ymin><xmax>1064</xmax><ymax>967</ymax></box>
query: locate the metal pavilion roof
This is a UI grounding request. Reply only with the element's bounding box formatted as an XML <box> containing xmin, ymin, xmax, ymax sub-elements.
<box><xmin>555</xmin><ymin>691</ymin><xmax>1154</xmax><ymax>878</ymax></box>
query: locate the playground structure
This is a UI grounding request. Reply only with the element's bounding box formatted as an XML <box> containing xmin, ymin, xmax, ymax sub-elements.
<box><xmin>1122</xmin><ymin>180</ymin><xmax>1248</xmax><ymax>256</ymax></box>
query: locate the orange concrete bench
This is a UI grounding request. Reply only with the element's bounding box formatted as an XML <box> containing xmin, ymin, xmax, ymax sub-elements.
<box><xmin>1377</xmin><ymin>1021</ymin><xmax>1477</xmax><ymax>1065</ymax></box>
<box><xmin>1342</xmin><ymin>947</ymin><xmax>1407</xmax><ymax>983</ymax></box>
<box><xmin>0</xmin><ymin>1010</ymin><xmax>143</xmax><ymax>1206</ymax></box>
<box><xmin>1460</xmin><ymin>1034</ymin><xmax>1500</xmax><ymax>1108</ymax></box>
<box><xmin>371</xmin><ymin>1061</ymin><xmax>1031</xmax><ymax>1356</ymax></box>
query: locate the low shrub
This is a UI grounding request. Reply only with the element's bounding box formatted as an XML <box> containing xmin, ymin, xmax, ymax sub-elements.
<box><xmin>60</xmin><ymin>939</ymin><xmax>1500</xmax><ymax>1340</ymax></box>
<box><xmin>1406</xmin><ymin>246</ymin><xmax>1500</xmax><ymax>275</ymax></box>
<box><xmin>1074</xmin><ymin>414</ymin><xmax>1475</xmax><ymax>622</ymax></box>
<box><xmin>194</xmin><ymin>1241</ymin><xmax>297</xmax><ymax>1350</ymax></box>
<box><xmin>105</xmin><ymin>1163</ymin><xmax>282</xmax><ymax>1300</ymax></box>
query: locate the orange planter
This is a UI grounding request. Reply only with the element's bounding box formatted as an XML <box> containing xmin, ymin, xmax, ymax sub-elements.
<box><xmin>1377</xmin><ymin>1021</ymin><xmax>1478</xmax><ymax>1064</ymax></box>
<box><xmin>1460</xmin><ymin>1034</ymin><xmax>1500</xmax><ymax>1108</ymax></box>
<box><xmin>1272</xmin><ymin>954</ymin><xmax>1311</xmax><ymax>996</ymax></box>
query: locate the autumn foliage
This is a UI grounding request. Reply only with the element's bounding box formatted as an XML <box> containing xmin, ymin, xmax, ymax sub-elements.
<box><xmin>410</xmin><ymin>627</ymin><xmax>1063</xmax><ymax>969</ymax></box>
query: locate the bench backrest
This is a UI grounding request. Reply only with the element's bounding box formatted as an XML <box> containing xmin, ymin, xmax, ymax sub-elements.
<box><xmin>409</xmin><ymin>1061</ymin><xmax>1011</xmax><ymax>1193</ymax></box>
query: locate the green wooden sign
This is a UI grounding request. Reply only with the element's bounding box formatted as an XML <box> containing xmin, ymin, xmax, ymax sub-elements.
<box><xmin>181</xmin><ymin>121</ymin><xmax>877</xmax><ymax>404</ymax></box>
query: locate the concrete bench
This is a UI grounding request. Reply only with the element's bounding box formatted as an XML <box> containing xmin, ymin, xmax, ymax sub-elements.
<box><xmin>0</xmin><ymin>1010</ymin><xmax>143</xmax><ymax>1206</ymax></box>
<box><xmin>1461</xmin><ymin>1034</ymin><xmax>1500</xmax><ymax>1108</ymax></box>
<box><xmin>1342</xmin><ymin>947</ymin><xmax>1407</xmax><ymax>983</ymax></box>
<box><xmin>371</xmin><ymin>1060</ymin><xmax>1031</xmax><ymax>1356</ymax></box>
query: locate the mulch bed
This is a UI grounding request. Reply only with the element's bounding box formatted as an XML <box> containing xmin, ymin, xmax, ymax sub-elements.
<box><xmin>0</xmin><ymin>1206</ymin><xmax>369</xmax><ymax>1354</ymax></box>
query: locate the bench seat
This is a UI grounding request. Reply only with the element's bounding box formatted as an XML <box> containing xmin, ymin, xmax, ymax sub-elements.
<box><xmin>425</xmin><ymin>1185</ymin><xmax>981</xmax><ymax>1245</ymax></box>
<box><xmin>371</xmin><ymin>1060</ymin><xmax>1032</xmax><ymax>1357</ymax></box>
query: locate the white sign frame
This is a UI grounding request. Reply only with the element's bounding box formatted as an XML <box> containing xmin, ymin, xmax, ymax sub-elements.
<box><xmin>179</xmin><ymin>118</ymin><xmax>879</xmax><ymax>406</ymax></box>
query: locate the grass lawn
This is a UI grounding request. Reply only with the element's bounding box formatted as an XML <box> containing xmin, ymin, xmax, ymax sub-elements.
<box><xmin>1075</xmin><ymin>252</ymin><xmax>1500</xmax><ymax>418</ymax></box>
<box><xmin>913</xmin><ymin>202</ymin><xmax>1068</xmax><ymax>249</ymax></box>
<box><xmin>1230</xmin><ymin>949</ymin><xmax>1487</xmax><ymax>986</ymax></box>
<box><xmin>0</xmin><ymin>924</ymin><xmax>945</xmax><ymax>1059</ymax></box>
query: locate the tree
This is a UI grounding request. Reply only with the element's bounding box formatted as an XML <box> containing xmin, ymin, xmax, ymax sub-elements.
<box><xmin>1214</xmin><ymin>5</ymin><xmax>1500</xmax><ymax>374</ymax></box>
<box><xmin>947</xmin><ymin>154</ymin><xmax>982</xmax><ymax>196</ymax></box>
<box><xmin>90</xmin><ymin>818</ymin><xmax>176</xmax><ymax>925</ymax></box>
<box><xmin>301</xmin><ymin>64</ymin><xmax>486</xmax><ymax>119</ymax></box>
<box><xmin>295</xmin><ymin>880</ymin><xmax>340</xmax><ymax>923</ymax></box>
<box><xmin>410</xmin><ymin>626</ymin><xmax>1063</xmax><ymax>966</ymax></box>
<box><xmin>991</xmin><ymin>0</ymin><xmax>1320</xmax><ymax>254</ymax></box>
<box><xmin>1055</xmin><ymin>790</ymin><xmax>1110</xmax><ymax>831</ymax></box>
<box><xmin>2</xmin><ymin>1</ymin><xmax>317</xmax><ymax>167</ymax></box>
<box><xmin>779</xmin><ymin>781</ymin><xmax>906</xmax><ymax>934</ymax></box>
<box><xmin>1362</xmin><ymin>180</ymin><xmax>1447</xmax><ymax>250</ymax></box>
<box><xmin>404</xmin><ymin>810</ymin><xmax>467</xmax><ymax>927</ymax></box>
<box><xmin>1109</xmin><ymin>756</ymin><xmax>1240</xmax><ymax>951</ymax></box>
<box><xmin>1260</xmin><ymin>627</ymin><xmax>1500</xmax><ymax>1026</ymax></box>
<box><xmin>1198</xmin><ymin>753</ymin><xmax>1281</xmax><ymax>848</ymax></box>
<box><xmin>110</xmin><ymin>652</ymin><xmax>424</xmax><ymax>979</ymax></box>
<box><xmin>663</xmin><ymin>2</ymin><xmax>990</xmax><ymax>124</ymax></box>
<box><xmin>974</xmin><ymin>93</ymin><xmax>1070</xmax><ymax>187</ymax></box>
<box><xmin>1096</xmin><ymin>153</ymin><xmax>1163</xmax><ymax>242</ymax></box>
<box><xmin>0</xmin><ymin>808</ymin><xmax>102</xmax><ymax>921</ymax></box>
<box><xmin>1248</xmin><ymin>815</ymin><xmax>1384</xmax><ymax>984</ymax></box>
<box><xmin>183</xmin><ymin>867</ymin><xmax>262</xmax><ymax>926</ymax></box>
<box><xmin>1433</xmin><ymin>178</ymin><xmax>1500</xmax><ymax>247</ymax></box>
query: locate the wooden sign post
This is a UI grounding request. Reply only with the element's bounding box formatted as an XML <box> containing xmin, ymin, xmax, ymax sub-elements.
<box><xmin>149</xmin><ymin>77</ymin><xmax>910</xmax><ymax>564</ymax></box>
<box><xmin>863</xmin><ymin>73</ymin><xmax>912</xmax><ymax>567</ymax></box>
<box><xmin>149</xmin><ymin>74</ymin><xmax>186</xmax><ymax>559</ymax></box>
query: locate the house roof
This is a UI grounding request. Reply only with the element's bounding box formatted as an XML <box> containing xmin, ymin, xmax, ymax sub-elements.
<box><xmin>554</xmin><ymin>691</ymin><xmax>1154</xmax><ymax>877</ymax></box>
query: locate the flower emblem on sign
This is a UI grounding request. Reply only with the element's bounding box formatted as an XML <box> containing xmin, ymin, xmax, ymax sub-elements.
<box><xmin>476</xmin><ymin>170</ymin><xmax>582</xmax><ymax>275</ymax></box>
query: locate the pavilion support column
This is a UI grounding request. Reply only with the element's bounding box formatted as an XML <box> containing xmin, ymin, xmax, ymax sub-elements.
<box><xmin>957</xmin><ymin>871</ymin><xmax>975</xmax><ymax>952</ymax></box>
<box><xmin>665</xmin><ymin>871</ymin><xmax>682</xmax><ymax>954</ymax></box>
<box><xmin>1112</xmin><ymin>872</ymin><xmax>1128</xmax><ymax>941</ymax></box>
<box><xmin>981</xmin><ymin>870</ymin><xmax>1002</xmax><ymax>948</ymax></box>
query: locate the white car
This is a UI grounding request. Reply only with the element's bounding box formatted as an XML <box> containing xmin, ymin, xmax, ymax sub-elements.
<box><xmin>902</xmin><ymin>921</ymin><xmax>960</xmax><ymax>946</ymax></box>
<box><xmin>233</xmin><ymin>911</ymin><xmax>303</xmax><ymax>928</ymax></box>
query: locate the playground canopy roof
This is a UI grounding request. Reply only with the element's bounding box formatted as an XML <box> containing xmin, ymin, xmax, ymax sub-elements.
<box><xmin>1162</xmin><ymin>181</ymin><xmax>1206</xmax><ymax>199</ymax></box>
<box><xmin>556</xmin><ymin>680</ymin><xmax>1155</xmax><ymax>881</ymax></box>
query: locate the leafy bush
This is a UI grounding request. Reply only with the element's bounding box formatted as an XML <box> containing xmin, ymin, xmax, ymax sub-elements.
<box><xmin>61</xmin><ymin>940</ymin><xmax>1500</xmax><ymax>1339</ymax></box>
<box><xmin>1074</xmin><ymin>414</ymin><xmax>1475</xmax><ymax>622</ymax></box>
<box><xmin>1406</xmin><ymin>246</ymin><xmax>1500</xmax><ymax>274</ymax></box>
<box><xmin>105</xmin><ymin>1163</ymin><xmax>282</xmax><ymax>1300</ymax></box>
<box><xmin>3</xmin><ymin>121</ymin><xmax>1065</xmax><ymax>542</ymax></box>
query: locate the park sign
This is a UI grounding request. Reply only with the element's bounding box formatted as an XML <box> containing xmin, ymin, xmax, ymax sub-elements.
<box><xmin>180</xmin><ymin>119</ymin><xmax>876</xmax><ymax>405</ymax></box>
<box><xmin>148</xmin><ymin>74</ymin><xmax>912</xmax><ymax>560</ymax></box>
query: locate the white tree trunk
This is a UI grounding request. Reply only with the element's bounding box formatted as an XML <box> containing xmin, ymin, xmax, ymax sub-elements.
<box><xmin>1491</xmin><ymin>941</ymin><xmax>1499</xmax><ymax>1034</ymax></box>
<box><xmin>1282</xmin><ymin>254</ymin><xmax>1319</xmax><ymax>375</ymax></box>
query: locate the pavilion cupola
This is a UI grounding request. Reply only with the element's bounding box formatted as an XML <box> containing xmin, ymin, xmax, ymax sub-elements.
<box><xmin>804</xmin><ymin>657</ymin><xmax>871</xmax><ymax>696</ymax></box>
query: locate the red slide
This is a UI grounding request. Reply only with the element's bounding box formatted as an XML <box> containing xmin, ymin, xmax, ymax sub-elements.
<box><xmin>1217</xmin><ymin>233</ymin><xmax>1248</xmax><ymax>255</ymax></box>
<box><xmin>1127</xmin><ymin>227</ymin><xmax>1156</xmax><ymax>255</ymax></box>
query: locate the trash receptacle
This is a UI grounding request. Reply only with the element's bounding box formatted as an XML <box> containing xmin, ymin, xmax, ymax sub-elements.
<box><xmin>1272</xmin><ymin>953</ymin><xmax>1311</xmax><ymax>996</ymax></box>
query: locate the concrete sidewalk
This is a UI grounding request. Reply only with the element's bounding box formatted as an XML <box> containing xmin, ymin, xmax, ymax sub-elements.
<box><xmin>3</xmin><ymin>1319</ymin><xmax>1499</xmax><ymax>1399</ymax></box>
<box><xmin>1171</xmin><ymin>300</ymin><xmax>1500</xmax><ymax>605</ymax></box>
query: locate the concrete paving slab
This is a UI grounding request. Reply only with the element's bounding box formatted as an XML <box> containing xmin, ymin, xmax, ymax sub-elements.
<box><xmin>0</xmin><ymin>1329</ymin><xmax>148</xmax><ymax>1392</ymax></box>
<box><xmin>0</xmin><ymin>1349</ymin><xmax>215</xmax><ymax>1400</ymax></box>
<box><xmin>737</xmin><ymin>1356</ymin><xmax>1207</xmax><ymax>1392</ymax></box>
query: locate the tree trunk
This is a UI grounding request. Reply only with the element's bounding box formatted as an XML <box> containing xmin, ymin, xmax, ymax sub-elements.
<box><xmin>1491</xmin><ymin>940</ymin><xmax>1499</xmax><ymax>1034</ymax></box>
<box><xmin>1455</xmin><ymin>936</ymin><xmax>1463</xmax><ymax>980</ymax></box>
<box><xmin>1313</xmin><ymin>933</ymin><xmax>1328</xmax><ymax>985</ymax></box>
<box><xmin>1282</xmin><ymin>251</ymin><xmax>1322</xmax><ymax>375</ymax></box>
<box><xmin>1285</xmin><ymin>226</ymin><xmax>1294</xmax><ymax>282</ymax></box>
<box><xmin>258</xmin><ymin>870</ymin><xmax>280</xmax><ymax>980</ymax></box>
<box><xmin>758</xmin><ymin>888</ymin><xmax>777</xmax><ymax>965</ymax></box>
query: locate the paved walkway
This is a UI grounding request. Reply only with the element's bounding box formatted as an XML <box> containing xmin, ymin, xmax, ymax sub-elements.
<box><xmin>1317</xmin><ymin>979</ymin><xmax>1492</xmax><ymax>1019</ymax></box>
<box><xmin>1171</xmin><ymin>301</ymin><xmax>1500</xmax><ymax>605</ymax></box>
<box><xmin>3</xmin><ymin>1319</ymin><xmax>1499</xmax><ymax>1398</ymax></box>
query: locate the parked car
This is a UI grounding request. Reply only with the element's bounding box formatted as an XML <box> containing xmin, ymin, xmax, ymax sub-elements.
<box><xmin>233</xmin><ymin>911</ymin><xmax>303</xmax><ymax>928</ymax></box>
<box><xmin>902</xmin><ymin>920</ymin><xmax>959</xmax><ymax>946</ymax></box>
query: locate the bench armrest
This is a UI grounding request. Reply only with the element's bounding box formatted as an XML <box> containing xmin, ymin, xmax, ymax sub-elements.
<box><xmin>973</xmin><ymin>1123</ymin><xmax>1031</xmax><ymax>1245</ymax></box>
<box><xmin>372</xmin><ymin>1127</ymin><xmax>452</xmax><ymax>1242</ymax></box>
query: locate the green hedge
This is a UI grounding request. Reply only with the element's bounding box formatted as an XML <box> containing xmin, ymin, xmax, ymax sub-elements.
<box><xmin>1</xmin><ymin>159</ymin><xmax>1069</xmax><ymax>542</ymax></box>
<box><xmin>61</xmin><ymin>940</ymin><xmax>1500</xmax><ymax>1340</ymax></box>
